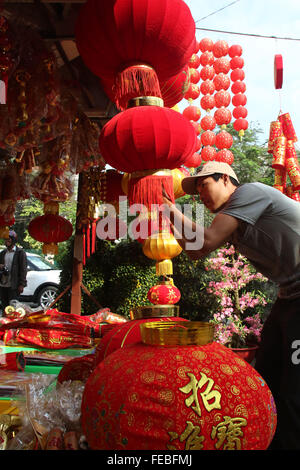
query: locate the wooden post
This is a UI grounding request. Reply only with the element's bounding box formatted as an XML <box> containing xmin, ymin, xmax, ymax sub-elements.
<box><xmin>70</xmin><ymin>173</ymin><xmax>84</xmax><ymax>315</ymax></box>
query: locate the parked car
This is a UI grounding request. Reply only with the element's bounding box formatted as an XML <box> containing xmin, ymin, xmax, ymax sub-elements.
<box><xmin>20</xmin><ymin>253</ymin><xmax>61</xmax><ymax>309</ymax></box>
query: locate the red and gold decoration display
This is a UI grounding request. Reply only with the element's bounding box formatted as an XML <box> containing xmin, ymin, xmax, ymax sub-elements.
<box><xmin>147</xmin><ymin>280</ymin><xmax>181</xmax><ymax>305</ymax></box>
<box><xmin>268</xmin><ymin>113</ymin><xmax>300</xmax><ymax>200</ymax></box>
<box><xmin>82</xmin><ymin>321</ymin><xmax>277</xmax><ymax>450</ymax></box>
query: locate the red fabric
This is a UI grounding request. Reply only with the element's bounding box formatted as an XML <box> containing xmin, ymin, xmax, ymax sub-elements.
<box><xmin>75</xmin><ymin>0</ymin><xmax>195</xmax><ymax>82</ymax></box>
<box><xmin>82</xmin><ymin>341</ymin><xmax>277</xmax><ymax>450</ymax></box>
<box><xmin>57</xmin><ymin>354</ymin><xmax>95</xmax><ymax>383</ymax></box>
<box><xmin>99</xmin><ymin>106</ymin><xmax>196</xmax><ymax>173</ymax></box>
<box><xmin>28</xmin><ymin>214</ymin><xmax>73</xmax><ymax>243</ymax></box>
<box><xmin>15</xmin><ymin>327</ymin><xmax>93</xmax><ymax>349</ymax></box>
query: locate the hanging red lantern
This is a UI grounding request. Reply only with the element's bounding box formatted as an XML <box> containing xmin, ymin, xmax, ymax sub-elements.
<box><xmin>213</xmin><ymin>73</ymin><xmax>230</xmax><ymax>91</ymax></box>
<box><xmin>216</xmin><ymin>149</ymin><xmax>234</xmax><ymax>164</ymax></box>
<box><xmin>201</xmin><ymin>145</ymin><xmax>217</xmax><ymax>161</ymax></box>
<box><xmin>200</xmin><ymin>79</ymin><xmax>215</xmax><ymax>95</ymax></box>
<box><xmin>195</xmin><ymin>136</ymin><xmax>202</xmax><ymax>151</ymax></box>
<box><xmin>160</xmin><ymin>64</ymin><xmax>190</xmax><ymax>108</ymax></box>
<box><xmin>200</xmin><ymin>94</ymin><xmax>215</xmax><ymax>111</ymax></box>
<box><xmin>201</xmin><ymin>115</ymin><xmax>216</xmax><ymax>131</ymax></box>
<box><xmin>76</xmin><ymin>0</ymin><xmax>196</xmax><ymax>109</ymax></box>
<box><xmin>232</xmin><ymin>93</ymin><xmax>247</xmax><ymax>106</ymax></box>
<box><xmin>184</xmin><ymin>152</ymin><xmax>202</xmax><ymax>168</ymax></box>
<box><xmin>190</xmin><ymin>121</ymin><xmax>201</xmax><ymax>136</ymax></box>
<box><xmin>82</xmin><ymin>322</ymin><xmax>277</xmax><ymax>450</ymax></box>
<box><xmin>200</xmin><ymin>65</ymin><xmax>215</xmax><ymax>81</ymax></box>
<box><xmin>199</xmin><ymin>37</ymin><xmax>214</xmax><ymax>52</ymax></box>
<box><xmin>230</xmin><ymin>56</ymin><xmax>244</xmax><ymax>70</ymax></box>
<box><xmin>212</xmin><ymin>40</ymin><xmax>229</xmax><ymax>58</ymax></box>
<box><xmin>229</xmin><ymin>44</ymin><xmax>243</xmax><ymax>58</ymax></box>
<box><xmin>188</xmin><ymin>53</ymin><xmax>201</xmax><ymax>69</ymax></box>
<box><xmin>230</xmin><ymin>68</ymin><xmax>245</xmax><ymax>82</ymax></box>
<box><xmin>231</xmin><ymin>80</ymin><xmax>246</xmax><ymax>94</ymax></box>
<box><xmin>233</xmin><ymin>117</ymin><xmax>249</xmax><ymax>137</ymax></box>
<box><xmin>214</xmin><ymin>107</ymin><xmax>232</xmax><ymax>126</ymax></box>
<box><xmin>189</xmin><ymin>68</ymin><xmax>200</xmax><ymax>84</ymax></box>
<box><xmin>184</xmin><ymin>83</ymin><xmax>200</xmax><ymax>101</ymax></box>
<box><xmin>215</xmin><ymin>130</ymin><xmax>233</xmax><ymax>150</ymax></box>
<box><xmin>28</xmin><ymin>214</ymin><xmax>73</xmax><ymax>255</ymax></box>
<box><xmin>213</xmin><ymin>57</ymin><xmax>230</xmax><ymax>74</ymax></box>
<box><xmin>233</xmin><ymin>106</ymin><xmax>248</xmax><ymax>119</ymax></box>
<box><xmin>214</xmin><ymin>90</ymin><xmax>231</xmax><ymax>108</ymax></box>
<box><xmin>201</xmin><ymin>130</ymin><xmax>216</xmax><ymax>147</ymax></box>
<box><xmin>147</xmin><ymin>281</ymin><xmax>181</xmax><ymax>305</ymax></box>
<box><xmin>200</xmin><ymin>51</ymin><xmax>214</xmax><ymax>66</ymax></box>
<box><xmin>182</xmin><ymin>105</ymin><xmax>201</xmax><ymax>122</ymax></box>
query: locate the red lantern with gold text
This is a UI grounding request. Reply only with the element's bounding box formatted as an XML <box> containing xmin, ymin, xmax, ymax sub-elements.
<box><xmin>28</xmin><ymin>213</ymin><xmax>73</xmax><ymax>255</ymax></box>
<box><xmin>75</xmin><ymin>0</ymin><xmax>196</xmax><ymax>109</ymax></box>
<box><xmin>82</xmin><ymin>322</ymin><xmax>277</xmax><ymax>450</ymax></box>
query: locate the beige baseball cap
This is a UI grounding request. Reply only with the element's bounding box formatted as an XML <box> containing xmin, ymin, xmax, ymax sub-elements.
<box><xmin>181</xmin><ymin>161</ymin><xmax>239</xmax><ymax>195</ymax></box>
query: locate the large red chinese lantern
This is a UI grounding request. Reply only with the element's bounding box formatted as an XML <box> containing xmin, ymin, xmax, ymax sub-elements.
<box><xmin>75</xmin><ymin>0</ymin><xmax>195</xmax><ymax>109</ymax></box>
<box><xmin>82</xmin><ymin>322</ymin><xmax>277</xmax><ymax>450</ymax></box>
<box><xmin>28</xmin><ymin>213</ymin><xmax>73</xmax><ymax>255</ymax></box>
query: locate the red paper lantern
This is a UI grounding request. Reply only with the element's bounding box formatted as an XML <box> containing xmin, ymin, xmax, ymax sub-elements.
<box><xmin>233</xmin><ymin>118</ymin><xmax>249</xmax><ymax>136</ymax></box>
<box><xmin>232</xmin><ymin>93</ymin><xmax>247</xmax><ymax>106</ymax></box>
<box><xmin>200</xmin><ymin>80</ymin><xmax>215</xmax><ymax>95</ymax></box>
<box><xmin>233</xmin><ymin>106</ymin><xmax>248</xmax><ymax>119</ymax></box>
<box><xmin>231</xmin><ymin>80</ymin><xmax>246</xmax><ymax>94</ymax></box>
<box><xmin>214</xmin><ymin>90</ymin><xmax>231</xmax><ymax>108</ymax></box>
<box><xmin>188</xmin><ymin>53</ymin><xmax>201</xmax><ymax>69</ymax></box>
<box><xmin>28</xmin><ymin>214</ymin><xmax>73</xmax><ymax>255</ymax></box>
<box><xmin>201</xmin><ymin>130</ymin><xmax>216</xmax><ymax>147</ymax></box>
<box><xmin>201</xmin><ymin>145</ymin><xmax>217</xmax><ymax>161</ymax></box>
<box><xmin>215</xmin><ymin>131</ymin><xmax>233</xmax><ymax>150</ymax></box>
<box><xmin>189</xmin><ymin>68</ymin><xmax>200</xmax><ymax>84</ymax></box>
<box><xmin>216</xmin><ymin>149</ymin><xmax>234</xmax><ymax>165</ymax></box>
<box><xmin>160</xmin><ymin>65</ymin><xmax>190</xmax><ymax>108</ymax></box>
<box><xmin>199</xmin><ymin>37</ymin><xmax>214</xmax><ymax>52</ymax></box>
<box><xmin>195</xmin><ymin>137</ymin><xmax>202</xmax><ymax>151</ymax></box>
<box><xmin>185</xmin><ymin>152</ymin><xmax>202</xmax><ymax>168</ymax></box>
<box><xmin>200</xmin><ymin>65</ymin><xmax>215</xmax><ymax>81</ymax></box>
<box><xmin>184</xmin><ymin>83</ymin><xmax>200</xmax><ymax>101</ymax></box>
<box><xmin>230</xmin><ymin>56</ymin><xmax>244</xmax><ymax>70</ymax></box>
<box><xmin>212</xmin><ymin>40</ymin><xmax>229</xmax><ymax>58</ymax></box>
<box><xmin>213</xmin><ymin>73</ymin><xmax>230</xmax><ymax>91</ymax></box>
<box><xmin>190</xmin><ymin>121</ymin><xmax>201</xmax><ymax>136</ymax></box>
<box><xmin>201</xmin><ymin>115</ymin><xmax>216</xmax><ymax>131</ymax></box>
<box><xmin>229</xmin><ymin>44</ymin><xmax>243</xmax><ymax>58</ymax></box>
<box><xmin>147</xmin><ymin>283</ymin><xmax>181</xmax><ymax>305</ymax></box>
<box><xmin>99</xmin><ymin>106</ymin><xmax>196</xmax><ymax>173</ymax></box>
<box><xmin>75</xmin><ymin>0</ymin><xmax>196</xmax><ymax>87</ymax></box>
<box><xmin>200</xmin><ymin>51</ymin><xmax>214</xmax><ymax>66</ymax></box>
<box><xmin>182</xmin><ymin>105</ymin><xmax>201</xmax><ymax>122</ymax></box>
<box><xmin>82</xmin><ymin>327</ymin><xmax>277</xmax><ymax>450</ymax></box>
<box><xmin>214</xmin><ymin>107</ymin><xmax>232</xmax><ymax>126</ymax></box>
<box><xmin>230</xmin><ymin>68</ymin><xmax>245</xmax><ymax>82</ymax></box>
<box><xmin>213</xmin><ymin>57</ymin><xmax>230</xmax><ymax>74</ymax></box>
<box><xmin>200</xmin><ymin>95</ymin><xmax>215</xmax><ymax>111</ymax></box>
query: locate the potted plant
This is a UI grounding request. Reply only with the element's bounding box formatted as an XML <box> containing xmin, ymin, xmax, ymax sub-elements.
<box><xmin>205</xmin><ymin>244</ymin><xmax>269</xmax><ymax>363</ymax></box>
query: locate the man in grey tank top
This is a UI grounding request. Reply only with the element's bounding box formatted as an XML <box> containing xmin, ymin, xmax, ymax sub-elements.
<box><xmin>163</xmin><ymin>161</ymin><xmax>300</xmax><ymax>450</ymax></box>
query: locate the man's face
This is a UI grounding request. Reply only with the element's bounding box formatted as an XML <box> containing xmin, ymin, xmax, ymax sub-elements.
<box><xmin>196</xmin><ymin>175</ymin><xmax>230</xmax><ymax>213</ymax></box>
<box><xmin>4</xmin><ymin>237</ymin><xmax>14</xmax><ymax>250</ymax></box>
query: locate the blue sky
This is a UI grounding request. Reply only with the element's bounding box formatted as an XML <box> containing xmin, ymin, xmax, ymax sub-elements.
<box><xmin>180</xmin><ymin>0</ymin><xmax>300</xmax><ymax>146</ymax></box>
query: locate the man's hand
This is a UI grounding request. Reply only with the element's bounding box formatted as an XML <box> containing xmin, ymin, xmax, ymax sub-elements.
<box><xmin>18</xmin><ymin>285</ymin><xmax>24</xmax><ymax>294</ymax></box>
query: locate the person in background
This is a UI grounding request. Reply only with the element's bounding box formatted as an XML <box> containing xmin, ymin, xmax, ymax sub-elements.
<box><xmin>0</xmin><ymin>230</ymin><xmax>27</xmax><ymax>314</ymax></box>
<box><xmin>162</xmin><ymin>160</ymin><xmax>300</xmax><ymax>450</ymax></box>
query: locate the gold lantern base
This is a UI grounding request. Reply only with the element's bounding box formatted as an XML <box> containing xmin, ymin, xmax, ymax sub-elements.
<box><xmin>140</xmin><ymin>321</ymin><xmax>215</xmax><ymax>346</ymax></box>
<box><xmin>132</xmin><ymin>305</ymin><xmax>180</xmax><ymax>320</ymax></box>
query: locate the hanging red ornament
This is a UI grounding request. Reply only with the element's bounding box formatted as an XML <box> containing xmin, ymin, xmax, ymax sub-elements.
<box><xmin>228</xmin><ymin>44</ymin><xmax>243</xmax><ymax>58</ymax></box>
<box><xmin>230</xmin><ymin>68</ymin><xmax>245</xmax><ymax>82</ymax></box>
<box><xmin>147</xmin><ymin>282</ymin><xmax>181</xmax><ymax>305</ymax></box>
<box><xmin>230</xmin><ymin>56</ymin><xmax>244</xmax><ymax>70</ymax></box>
<box><xmin>201</xmin><ymin>130</ymin><xmax>216</xmax><ymax>147</ymax></box>
<box><xmin>199</xmin><ymin>37</ymin><xmax>214</xmax><ymax>52</ymax></box>
<box><xmin>184</xmin><ymin>83</ymin><xmax>200</xmax><ymax>101</ymax></box>
<box><xmin>201</xmin><ymin>145</ymin><xmax>217</xmax><ymax>161</ymax></box>
<box><xmin>189</xmin><ymin>67</ymin><xmax>200</xmax><ymax>84</ymax></box>
<box><xmin>200</xmin><ymin>94</ymin><xmax>215</xmax><ymax>111</ymax></box>
<box><xmin>200</xmin><ymin>115</ymin><xmax>216</xmax><ymax>131</ymax></box>
<box><xmin>214</xmin><ymin>90</ymin><xmax>231</xmax><ymax>108</ymax></box>
<box><xmin>215</xmin><ymin>130</ymin><xmax>233</xmax><ymax>149</ymax></box>
<box><xmin>200</xmin><ymin>51</ymin><xmax>214</xmax><ymax>66</ymax></box>
<box><xmin>233</xmin><ymin>105</ymin><xmax>248</xmax><ymax>119</ymax></box>
<box><xmin>274</xmin><ymin>54</ymin><xmax>283</xmax><ymax>89</ymax></box>
<box><xmin>182</xmin><ymin>105</ymin><xmax>201</xmax><ymax>122</ymax></box>
<box><xmin>231</xmin><ymin>80</ymin><xmax>246</xmax><ymax>94</ymax></box>
<box><xmin>213</xmin><ymin>57</ymin><xmax>230</xmax><ymax>74</ymax></box>
<box><xmin>160</xmin><ymin>64</ymin><xmax>190</xmax><ymax>108</ymax></box>
<box><xmin>184</xmin><ymin>152</ymin><xmax>202</xmax><ymax>168</ymax></box>
<box><xmin>200</xmin><ymin>79</ymin><xmax>215</xmax><ymax>95</ymax></box>
<box><xmin>216</xmin><ymin>149</ymin><xmax>234</xmax><ymax>164</ymax></box>
<box><xmin>232</xmin><ymin>93</ymin><xmax>247</xmax><ymax>106</ymax></box>
<box><xmin>214</xmin><ymin>107</ymin><xmax>232</xmax><ymax>126</ymax></box>
<box><xmin>28</xmin><ymin>214</ymin><xmax>73</xmax><ymax>255</ymax></box>
<box><xmin>213</xmin><ymin>73</ymin><xmax>230</xmax><ymax>91</ymax></box>
<box><xmin>188</xmin><ymin>53</ymin><xmax>201</xmax><ymax>69</ymax></box>
<box><xmin>190</xmin><ymin>121</ymin><xmax>201</xmax><ymax>135</ymax></box>
<box><xmin>212</xmin><ymin>40</ymin><xmax>229</xmax><ymax>58</ymax></box>
<box><xmin>200</xmin><ymin>65</ymin><xmax>215</xmax><ymax>81</ymax></box>
<box><xmin>233</xmin><ymin>117</ymin><xmax>249</xmax><ymax>137</ymax></box>
<box><xmin>195</xmin><ymin>136</ymin><xmax>201</xmax><ymax>151</ymax></box>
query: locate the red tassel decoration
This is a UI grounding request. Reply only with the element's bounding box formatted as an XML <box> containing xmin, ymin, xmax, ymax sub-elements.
<box><xmin>82</xmin><ymin>227</ymin><xmax>86</xmax><ymax>266</ymax></box>
<box><xmin>86</xmin><ymin>223</ymin><xmax>90</xmax><ymax>259</ymax></box>
<box><xmin>91</xmin><ymin>219</ymin><xmax>97</xmax><ymax>254</ymax></box>
<box><xmin>128</xmin><ymin>174</ymin><xmax>175</xmax><ymax>210</ymax></box>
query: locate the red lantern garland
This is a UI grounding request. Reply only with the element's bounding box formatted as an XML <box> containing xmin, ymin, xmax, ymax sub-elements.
<box><xmin>230</xmin><ymin>45</ymin><xmax>248</xmax><ymax>138</ymax></box>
